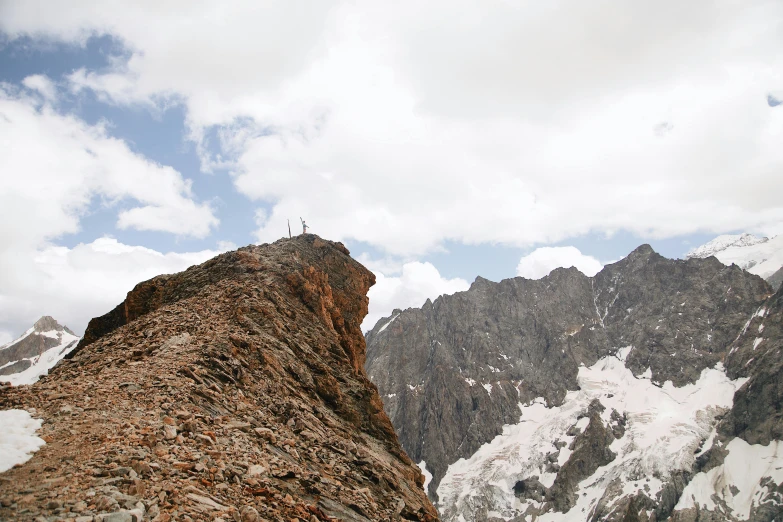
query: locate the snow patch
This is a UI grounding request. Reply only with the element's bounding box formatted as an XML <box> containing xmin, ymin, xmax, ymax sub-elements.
<box><xmin>753</xmin><ymin>337</ymin><xmax>764</xmax><ymax>350</ymax></box>
<box><xmin>0</xmin><ymin>410</ymin><xmax>45</xmax><ymax>472</ymax></box>
<box><xmin>418</xmin><ymin>461</ymin><xmax>434</xmax><ymax>494</ymax></box>
<box><xmin>483</xmin><ymin>383</ymin><xmax>493</xmax><ymax>395</ymax></box>
<box><xmin>616</xmin><ymin>345</ymin><xmax>633</xmax><ymax>362</ymax></box>
<box><xmin>377</xmin><ymin>313</ymin><xmax>399</xmax><ymax>334</ymax></box>
<box><xmin>676</xmin><ymin>438</ymin><xmax>783</xmax><ymax>520</ymax></box>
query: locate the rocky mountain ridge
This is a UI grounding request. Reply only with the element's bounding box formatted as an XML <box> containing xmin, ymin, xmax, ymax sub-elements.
<box><xmin>0</xmin><ymin>235</ymin><xmax>438</xmax><ymax>522</ymax></box>
<box><xmin>365</xmin><ymin>244</ymin><xmax>782</xmax><ymax>520</ymax></box>
<box><xmin>0</xmin><ymin>316</ymin><xmax>80</xmax><ymax>386</ymax></box>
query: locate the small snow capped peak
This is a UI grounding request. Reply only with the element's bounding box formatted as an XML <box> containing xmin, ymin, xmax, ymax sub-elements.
<box><xmin>1</xmin><ymin>316</ymin><xmax>81</xmax><ymax>385</ymax></box>
<box><xmin>33</xmin><ymin>316</ymin><xmax>65</xmax><ymax>333</ymax></box>
<box><xmin>686</xmin><ymin>233</ymin><xmax>768</xmax><ymax>259</ymax></box>
<box><xmin>34</xmin><ymin>316</ymin><xmax>76</xmax><ymax>336</ymax></box>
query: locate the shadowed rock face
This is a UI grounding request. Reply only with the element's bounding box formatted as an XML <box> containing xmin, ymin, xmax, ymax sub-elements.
<box><xmin>0</xmin><ymin>235</ymin><xmax>438</xmax><ymax>522</ymax></box>
<box><xmin>365</xmin><ymin>245</ymin><xmax>773</xmax><ymax>506</ymax></box>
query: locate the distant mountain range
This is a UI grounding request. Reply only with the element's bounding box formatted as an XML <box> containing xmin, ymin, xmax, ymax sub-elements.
<box><xmin>687</xmin><ymin>233</ymin><xmax>783</xmax><ymax>289</ymax></box>
<box><xmin>0</xmin><ymin>316</ymin><xmax>80</xmax><ymax>386</ymax></box>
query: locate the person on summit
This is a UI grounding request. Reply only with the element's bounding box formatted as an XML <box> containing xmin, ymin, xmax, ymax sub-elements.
<box><xmin>300</xmin><ymin>217</ymin><xmax>308</xmax><ymax>234</ymax></box>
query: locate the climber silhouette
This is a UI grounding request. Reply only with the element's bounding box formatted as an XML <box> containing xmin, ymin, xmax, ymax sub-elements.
<box><xmin>300</xmin><ymin>218</ymin><xmax>308</xmax><ymax>235</ymax></box>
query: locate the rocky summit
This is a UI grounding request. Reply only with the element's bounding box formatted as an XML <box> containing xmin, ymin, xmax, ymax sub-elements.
<box><xmin>366</xmin><ymin>245</ymin><xmax>783</xmax><ymax>521</ymax></box>
<box><xmin>0</xmin><ymin>235</ymin><xmax>437</xmax><ymax>522</ymax></box>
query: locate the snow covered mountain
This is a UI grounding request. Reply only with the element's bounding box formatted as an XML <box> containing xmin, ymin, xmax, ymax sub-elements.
<box><xmin>0</xmin><ymin>316</ymin><xmax>80</xmax><ymax>386</ymax></box>
<box><xmin>687</xmin><ymin>233</ymin><xmax>783</xmax><ymax>285</ymax></box>
<box><xmin>366</xmin><ymin>245</ymin><xmax>783</xmax><ymax>521</ymax></box>
<box><xmin>686</xmin><ymin>233</ymin><xmax>770</xmax><ymax>259</ymax></box>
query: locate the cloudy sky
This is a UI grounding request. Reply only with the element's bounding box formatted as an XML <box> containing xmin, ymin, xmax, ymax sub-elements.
<box><xmin>1</xmin><ymin>1</ymin><xmax>781</xmax><ymax>342</ymax></box>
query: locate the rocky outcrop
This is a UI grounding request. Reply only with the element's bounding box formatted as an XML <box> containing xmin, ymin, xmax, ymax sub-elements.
<box><xmin>366</xmin><ymin>245</ymin><xmax>781</xmax><ymax>519</ymax></box>
<box><xmin>546</xmin><ymin>399</ymin><xmax>617</xmax><ymax>513</ymax></box>
<box><xmin>0</xmin><ymin>235</ymin><xmax>437</xmax><ymax>522</ymax></box>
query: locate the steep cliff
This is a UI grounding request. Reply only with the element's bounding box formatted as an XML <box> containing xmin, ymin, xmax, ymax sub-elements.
<box><xmin>0</xmin><ymin>235</ymin><xmax>437</xmax><ymax>522</ymax></box>
<box><xmin>366</xmin><ymin>245</ymin><xmax>781</xmax><ymax>520</ymax></box>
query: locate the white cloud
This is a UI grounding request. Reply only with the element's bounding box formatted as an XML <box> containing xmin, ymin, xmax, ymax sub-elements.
<box><xmin>217</xmin><ymin>240</ymin><xmax>237</xmax><ymax>252</ymax></box>
<box><xmin>516</xmin><ymin>246</ymin><xmax>603</xmax><ymax>280</ymax></box>
<box><xmin>0</xmin><ymin>86</ymin><xmax>218</xmax><ymax>244</ymax></box>
<box><xmin>0</xmin><ymin>86</ymin><xmax>221</xmax><ymax>340</ymax></box>
<box><xmin>22</xmin><ymin>74</ymin><xmax>57</xmax><ymax>102</ymax></box>
<box><xmin>363</xmin><ymin>262</ymin><xmax>469</xmax><ymax>331</ymax></box>
<box><xmin>2</xmin><ymin>1</ymin><xmax>783</xmax><ymax>256</ymax></box>
<box><xmin>355</xmin><ymin>253</ymin><xmax>404</xmax><ymax>276</ymax></box>
<box><xmin>0</xmin><ymin>237</ymin><xmax>221</xmax><ymax>341</ymax></box>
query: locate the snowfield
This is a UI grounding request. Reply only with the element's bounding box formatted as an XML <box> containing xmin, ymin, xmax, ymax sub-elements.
<box><xmin>676</xmin><ymin>438</ymin><xmax>783</xmax><ymax>519</ymax></box>
<box><xmin>0</xmin><ymin>410</ymin><xmax>46</xmax><ymax>472</ymax></box>
<box><xmin>437</xmin><ymin>353</ymin><xmax>753</xmax><ymax>521</ymax></box>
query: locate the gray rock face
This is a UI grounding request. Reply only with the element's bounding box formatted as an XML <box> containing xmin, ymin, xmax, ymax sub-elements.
<box><xmin>721</xmin><ymin>279</ymin><xmax>783</xmax><ymax>446</ymax></box>
<box><xmin>0</xmin><ymin>358</ymin><xmax>32</xmax><ymax>376</ymax></box>
<box><xmin>33</xmin><ymin>315</ymin><xmax>75</xmax><ymax>335</ymax></box>
<box><xmin>547</xmin><ymin>399</ymin><xmax>617</xmax><ymax>512</ymax></box>
<box><xmin>365</xmin><ymin>244</ymin><xmax>775</xmax><ymax>514</ymax></box>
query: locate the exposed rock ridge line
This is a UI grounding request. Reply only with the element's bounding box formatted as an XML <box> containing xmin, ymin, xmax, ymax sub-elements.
<box><xmin>1</xmin><ymin>235</ymin><xmax>438</xmax><ymax>522</ymax></box>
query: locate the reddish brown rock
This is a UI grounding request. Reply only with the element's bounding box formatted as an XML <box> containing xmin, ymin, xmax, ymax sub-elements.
<box><xmin>0</xmin><ymin>235</ymin><xmax>437</xmax><ymax>522</ymax></box>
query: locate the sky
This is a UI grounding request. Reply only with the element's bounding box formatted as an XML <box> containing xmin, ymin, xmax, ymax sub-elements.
<box><xmin>0</xmin><ymin>1</ymin><xmax>782</xmax><ymax>343</ymax></box>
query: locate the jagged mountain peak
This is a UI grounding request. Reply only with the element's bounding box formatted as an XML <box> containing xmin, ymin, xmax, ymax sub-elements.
<box><xmin>628</xmin><ymin>242</ymin><xmax>656</xmax><ymax>257</ymax></box>
<box><xmin>471</xmin><ymin>275</ymin><xmax>494</xmax><ymax>287</ymax></box>
<box><xmin>32</xmin><ymin>315</ymin><xmax>74</xmax><ymax>335</ymax></box>
<box><xmin>365</xmin><ymin>243</ymin><xmax>781</xmax><ymax>520</ymax></box>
